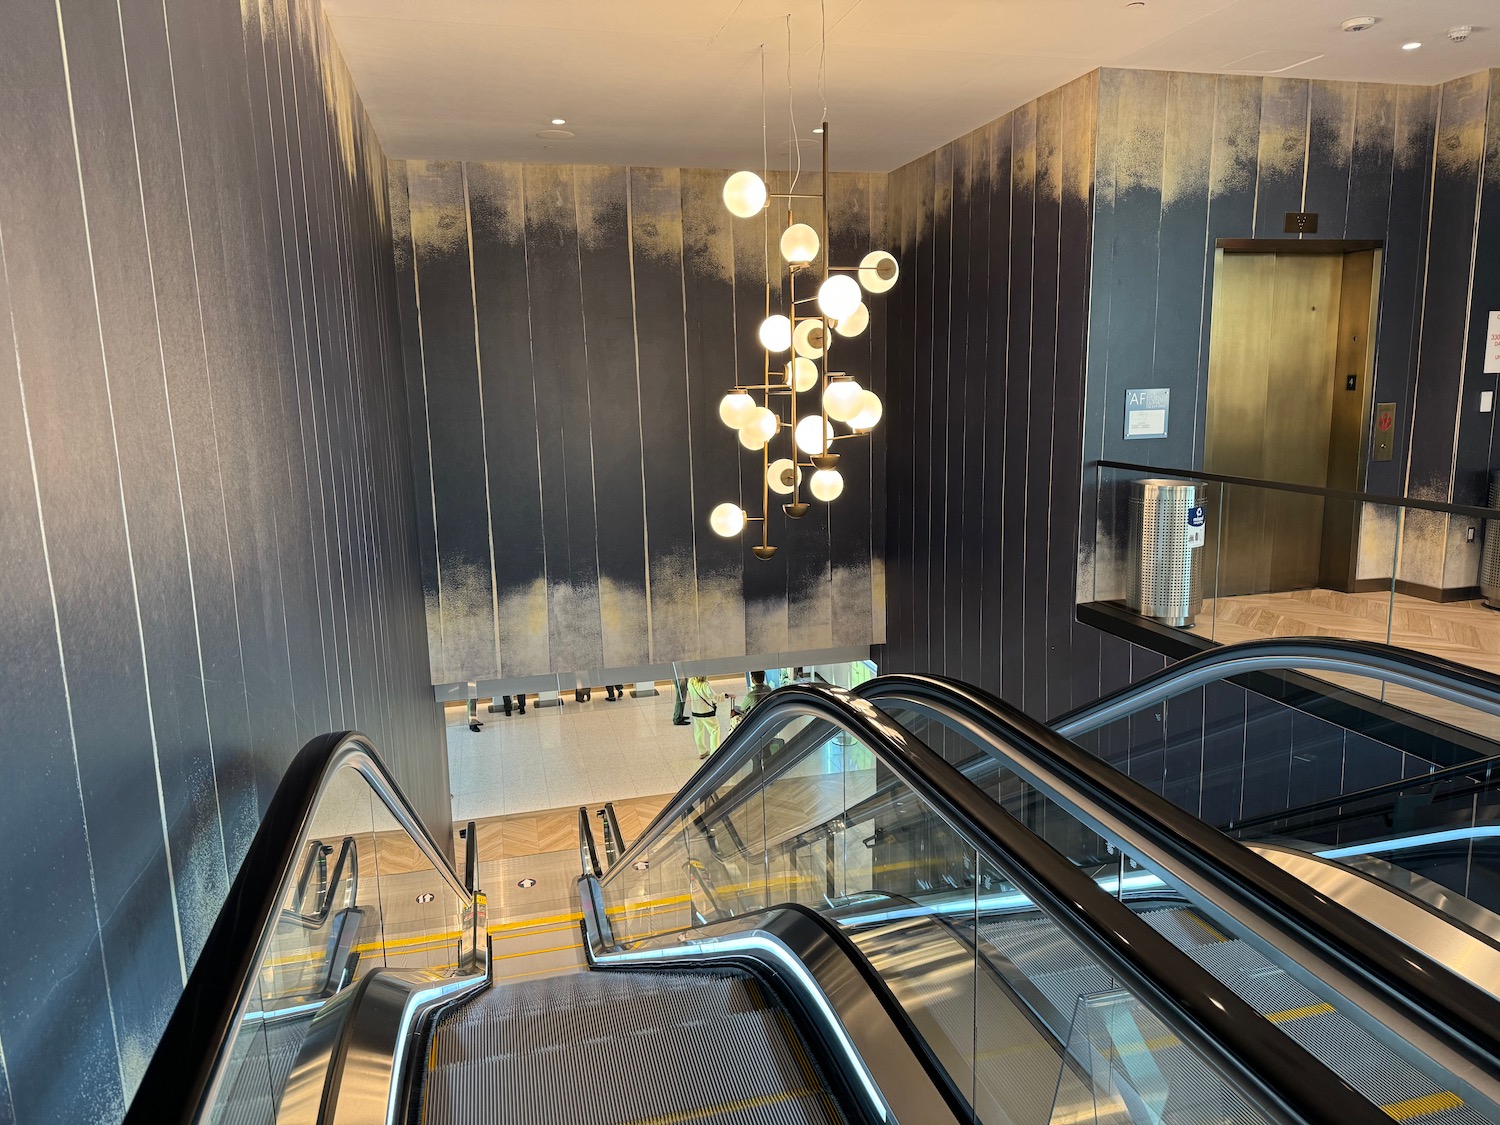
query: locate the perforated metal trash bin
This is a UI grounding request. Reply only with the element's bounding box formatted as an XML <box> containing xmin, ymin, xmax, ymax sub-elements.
<box><xmin>1126</xmin><ymin>479</ymin><xmax>1209</xmax><ymax>628</ymax></box>
<box><xmin>1481</xmin><ymin>471</ymin><xmax>1500</xmax><ymax>609</ymax></box>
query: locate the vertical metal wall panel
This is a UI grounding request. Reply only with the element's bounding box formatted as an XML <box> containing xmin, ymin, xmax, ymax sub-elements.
<box><xmin>466</xmin><ymin>163</ymin><xmax>551</xmax><ymax>677</ymax></box>
<box><xmin>959</xmin><ymin>124</ymin><xmax>995</xmax><ymax>686</ymax></box>
<box><xmin>928</xmin><ymin>144</ymin><xmax>957</xmax><ymax>675</ymax></box>
<box><xmin>1304</xmin><ymin>81</ymin><xmax>1358</xmax><ymax>235</ymax></box>
<box><xmin>522</xmin><ymin>164</ymin><xmax>606</xmax><ymax>676</ymax></box>
<box><xmin>942</xmin><ymin>138</ymin><xmax>974</xmax><ymax>679</ymax></box>
<box><xmin>679</xmin><ymin>168</ymin><xmax>744</xmax><ymax>658</ymax></box>
<box><xmin>1002</xmin><ymin>102</ymin><xmax>1037</xmax><ymax>702</ymax></box>
<box><xmin>629</xmin><ymin>166</ymin><xmax>701</xmax><ymax>660</ymax></box>
<box><xmin>579</xmin><ymin>165</ymin><xmax>653</xmax><ymax>669</ymax></box>
<box><xmin>1024</xmin><ymin>90</ymin><xmax>1063</xmax><ymax>718</ymax></box>
<box><xmin>980</xmin><ymin>119</ymin><xmax>1014</xmax><ymax>697</ymax></box>
<box><xmin>829</xmin><ymin>173</ymin><xmax>878</xmax><ymax>648</ymax></box>
<box><xmin>909</xmin><ymin>153</ymin><xmax>938</xmax><ymax>674</ymax></box>
<box><xmin>1252</xmin><ymin>78</ymin><xmax>1311</xmax><ymax>239</ymax></box>
<box><xmin>409</xmin><ymin>161</ymin><xmax>500</xmax><ymax>683</ymax></box>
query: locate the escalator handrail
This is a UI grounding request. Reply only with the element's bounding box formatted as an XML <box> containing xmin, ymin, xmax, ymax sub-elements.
<box><xmin>1048</xmin><ymin>637</ymin><xmax>1500</xmax><ymax>737</ymax></box>
<box><xmin>863</xmin><ymin>674</ymin><xmax>1500</xmax><ymax>1088</ymax></box>
<box><xmin>1228</xmin><ymin>753</ymin><xmax>1500</xmax><ymax>833</ymax></box>
<box><xmin>124</xmin><ymin>730</ymin><xmax>472</xmax><ymax>1125</ymax></box>
<box><xmin>604</xmin><ymin>683</ymin><xmax>1385</xmax><ymax>1125</ymax></box>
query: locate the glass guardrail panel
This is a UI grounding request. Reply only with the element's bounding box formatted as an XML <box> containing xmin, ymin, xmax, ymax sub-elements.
<box><xmin>205</xmin><ymin>759</ymin><xmax>475</xmax><ymax>1125</ymax></box>
<box><xmin>1049</xmin><ymin>990</ymin><xmax>1274</xmax><ymax>1125</ymax></box>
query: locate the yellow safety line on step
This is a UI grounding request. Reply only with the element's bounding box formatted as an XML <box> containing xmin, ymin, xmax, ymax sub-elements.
<box><xmin>1183</xmin><ymin>912</ymin><xmax>1227</xmax><ymax>943</ymax></box>
<box><xmin>1266</xmin><ymin>1002</ymin><xmax>1335</xmax><ymax>1024</ymax></box>
<box><xmin>612</xmin><ymin>1088</ymin><xmax>816</xmax><ymax>1125</ymax></box>
<box><xmin>1381</xmin><ymin>1091</ymin><xmax>1464</xmax><ymax>1121</ymax></box>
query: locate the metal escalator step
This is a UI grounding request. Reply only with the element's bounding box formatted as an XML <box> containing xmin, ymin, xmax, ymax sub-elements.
<box><xmin>424</xmin><ymin>970</ymin><xmax>847</xmax><ymax>1125</ymax></box>
<box><xmin>1137</xmin><ymin>906</ymin><xmax>1230</xmax><ymax>948</ymax></box>
<box><xmin>1179</xmin><ymin>941</ymin><xmax>1485</xmax><ymax>1124</ymax></box>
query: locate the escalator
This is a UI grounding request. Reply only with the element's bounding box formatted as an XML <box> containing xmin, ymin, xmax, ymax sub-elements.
<box><xmin>125</xmin><ymin>661</ymin><xmax>1500</xmax><ymax>1125</ymax></box>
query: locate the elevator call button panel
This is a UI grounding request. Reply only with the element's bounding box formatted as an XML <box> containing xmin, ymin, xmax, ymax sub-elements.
<box><xmin>1373</xmin><ymin>402</ymin><xmax>1396</xmax><ymax>462</ymax></box>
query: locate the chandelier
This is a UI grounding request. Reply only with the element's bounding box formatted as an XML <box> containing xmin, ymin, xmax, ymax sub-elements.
<box><xmin>708</xmin><ymin>120</ymin><xmax>899</xmax><ymax>559</ymax></box>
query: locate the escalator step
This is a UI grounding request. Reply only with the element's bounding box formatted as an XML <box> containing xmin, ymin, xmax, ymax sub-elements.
<box><xmin>424</xmin><ymin>970</ymin><xmax>847</xmax><ymax>1125</ymax></box>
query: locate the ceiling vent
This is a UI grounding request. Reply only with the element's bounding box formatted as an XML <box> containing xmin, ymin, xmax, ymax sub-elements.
<box><xmin>1448</xmin><ymin>25</ymin><xmax>1473</xmax><ymax>42</ymax></box>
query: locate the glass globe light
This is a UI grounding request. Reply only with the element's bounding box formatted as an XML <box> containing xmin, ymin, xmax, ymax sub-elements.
<box><xmin>718</xmin><ymin>391</ymin><xmax>756</xmax><ymax>429</ymax></box>
<box><xmin>758</xmin><ymin>314</ymin><xmax>792</xmax><ymax>353</ymax></box>
<box><xmin>746</xmin><ymin>405</ymin><xmax>778</xmax><ymax>442</ymax></box>
<box><xmin>858</xmin><ymin>249</ymin><xmax>899</xmax><ymax>293</ymax></box>
<box><xmin>809</xmin><ymin>468</ymin><xmax>845</xmax><ymax>502</ymax></box>
<box><xmin>723</xmin><ymin>171</ymin><xmax>767</xmax><ymax>218</ymax></box>
<box><xmin>834</xmin><ymin>301</ymin><xmax>869</xmax><ymax>338</ymax></box>
<box><xmin>792</xmin><ymin>318</ymin><xmax>826</xmax><ymax>359</ymax></box>
<box><xmin>817</xmin><ymin>274</ymin><xmax>862</xmax><ymax>320</ymax></box>
<box><xmin>794</xmin><ymin>415</ymin><xmax>834</xmax><ymax>456</ymax></box>
<box><xmin>767</xmin><ymin>457</ymin><xmax>802</xmax><ymax>496</ymax></box>
<box><xmin>779</xmin><ymin>223</ymin><xmax>820</xmax><ymax>264</ymax></box>
<box><xmin>849</xmin><ymin>389</ymin><xmax>883</xmax><ymax>431</ymax></box>
<box><xmin>784</xmin><ymin>357</ymin><xmax>819</xmax><ymax>393</ymax></box>
<box><xmin>824</xmin><ymin>378</ymin><xmax>866</xmax><ymax>423</ymax></box>
<box><xmin>710</xmin><ymin>502</ymin><xmax>747</xmax><ymax>537</ymax></box>
<box><xmin>739</xmin><ymin>424</ymin><xmax>770</xmax><ymax>450</ymax></box>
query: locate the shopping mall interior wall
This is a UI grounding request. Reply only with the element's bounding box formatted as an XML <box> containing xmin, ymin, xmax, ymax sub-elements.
<box><xmin>389</xmin><ymin>161</ymin><xmax>886</xmax><ymax>687</ymax></box>
<box><xmin>0</xmin><ymin>1</ymin><xmax>444</xmax><ymax>1120</ymax></box>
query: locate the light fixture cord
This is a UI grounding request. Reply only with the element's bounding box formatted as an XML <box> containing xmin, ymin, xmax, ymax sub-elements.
<box><xmin>787</xmin><ymin>14</ymin><xmax>801</xmax><ymax>194</ymax></box>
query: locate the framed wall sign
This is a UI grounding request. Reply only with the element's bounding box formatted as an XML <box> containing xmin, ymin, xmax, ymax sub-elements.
<box><xmin>1125</xmin><ymin>388</ymin><xmax>1169</xmax><ymax>440</ymax></box>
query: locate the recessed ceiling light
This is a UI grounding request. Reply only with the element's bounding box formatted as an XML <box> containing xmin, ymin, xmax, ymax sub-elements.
<box><xmin>536</xmin><ymin>129</ymin><xmax>575</xmax><ymax>140</ymax></box>
<box><xmin>813</xmin><ymin>127</ymin><xmax>824</xmax><ymax>134</ymax></box>
<box><xmin>551</xmin><ymin>117</ymin><xmax>566</xmax><ymax>125</ymax></box>
<box><xmin>1402</xmin><ymin>41</ymin><xmax>1422</xmax><ymax>50</ymax></box>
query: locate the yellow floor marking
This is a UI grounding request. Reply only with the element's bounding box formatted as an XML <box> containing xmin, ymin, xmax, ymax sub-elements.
<box><xmin>1381</xmin><ymin>1091</ymin><xmax>1463</xmax><ymax>1121</ymax></box>
<box><xmin>612</xmin><ymin>1088</ymin><xmax>814</xmax><ymax>1125</ymax></box>
<box><xmin>1266</xmin><ymin>1003</ymin><xmax>1335</xmax><ymax>1024</ymax></box>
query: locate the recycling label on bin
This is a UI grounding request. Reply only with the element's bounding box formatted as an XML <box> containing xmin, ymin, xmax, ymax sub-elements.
<box><xmin>1185</xmin><ymin>505</ymin><xmax>1206</xmax><ymax>549</ymax></box>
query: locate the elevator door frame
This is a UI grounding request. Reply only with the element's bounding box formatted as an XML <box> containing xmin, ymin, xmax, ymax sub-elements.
<box><xmin>1204</xmin><ymin>238</ymin><xmax>1384</xmax><ymax>597</ymax></box>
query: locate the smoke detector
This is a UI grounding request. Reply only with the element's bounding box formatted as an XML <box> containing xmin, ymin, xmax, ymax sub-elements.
<box><xmin>1341</xmin><ymin>16</ymin><xmax>1377</xmax><ymax>32</ymax></box>
<box><xmin>1448</xmin><ymin>25</ymin><xmax>1473</xmax><ymax>42</ymax></box>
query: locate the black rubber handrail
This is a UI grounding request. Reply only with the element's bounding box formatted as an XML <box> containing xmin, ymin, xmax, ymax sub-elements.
<box><xmin>1049</xmin><ymin>637</ymin><xmax>1500</xmax><ymax>738</ymax></box>
<box><xmin>1229</xmin><ymin>755</ymin><xmax>1500</xmax><ymax>834</ymax></box>
<box><xmin>124</xmin><ymin>731</ymin><xmax>471</xmax><ymax>1125</ymax></box>
<box><xmin>579</xmin><ymin>805</ymin><xmax>602</xmax><ymax>879</ymax></box>
<box><xmin>604</xmin><ymin>683</ymin><xmax>1384</xmax><ymax>1125</ymax></box>
<box><xmin>863</xmin><ymin>674</ymin><xmax>1500</xmax><ymax>1093</ymax></box>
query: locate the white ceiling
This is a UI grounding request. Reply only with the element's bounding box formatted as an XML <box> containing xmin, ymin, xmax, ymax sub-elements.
<box><xmin>323</xmin><ymin>0</ymin><xmax>1500</xmax><ymax>172</ymax></box>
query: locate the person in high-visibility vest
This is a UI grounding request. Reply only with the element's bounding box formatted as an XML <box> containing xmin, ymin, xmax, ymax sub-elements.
<box><xmin>688</xmin><ymin>676</ymin><xmax>721</xmax><ymax>760</ymax></box>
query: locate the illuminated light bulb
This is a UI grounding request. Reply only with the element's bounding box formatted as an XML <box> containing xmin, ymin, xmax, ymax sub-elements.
<box><xmin>849</xmin><ymin>389</ymin><xmax>883</xmax><ymax>431</ymax></box>
<box><xmin>784</xmin><ymin>357</ymin><xmax>819</xmax><ymax>393</ymax></box>
<box><xmin>834</xmin><ymin>301</ymin><xmax>869</xmax><ymax>337</ymax></box>
<box><xmin>824</xmin><ymin>378</ymin><xmax>866</xmax><ymax>423</ymax></box>
<box><xmin>718</xmin><ymin>391</ymin><xmax>756</xmax><ymax>429</ymax></box>
<box><xmin>794</xmin><ymin>414</ymin><xmax>834</xmax><ymax>456</ymax></box>
<box><xmin>767</xmin><ymin>457</ymin><xmax>802</xmax><ymax>496</ymax></box>
<box><xmin>710</xmin><ymin>502</ymin><xmax>746</xmax><ymax>537</ymax></box>
<box><xmin>817</xmin><ymin>274</ymin><xmax>862</xmax><ymax>320</ymax></box>
<box><xmin>858</xmin><ymin>249</ymin><xmax>899</xmax><ymax>293</ymax></box>
<box><xmin>792</xmin><ymin>318</ymin><xmax>826</xmax><ymax>359</ymax></box>
<box><xmin>809</xmin><ymin>468</ymin><xmax>844</xmax><ymax>502</ymax></box>
<box><xmin>746</xmin><ymin>406</ymin><xmax>779</xmax><ymax>442</ymax></box>
<box><xmin>739</xmin><ymin>425</ymin><xmax>769</xmax><ymax>451</ymax></box>
<box><xmin>723</xmin><ymin>171</ymin><xmax>767</xmax><ymax>218</ymax></box>
<box><xmin>758</xmin><ymin>314</ymin><xmax>792</xmax><ymax>353</ymax></box>
<box><xmin>779</xmin><ymin>223</ymin><xmax>820</xmax><ymax>264</ymax></box>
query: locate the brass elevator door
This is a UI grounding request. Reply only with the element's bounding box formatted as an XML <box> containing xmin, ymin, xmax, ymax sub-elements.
<box><xmin>1204</xmin><ymin>252</ymin><xmax>1349</xmax><ymax>597</ymax></box>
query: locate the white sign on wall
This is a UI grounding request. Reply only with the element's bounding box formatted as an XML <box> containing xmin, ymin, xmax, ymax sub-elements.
<box><xmin>1485</xmin><ymin>311</ymin><xmax>1500</xmax><ymax>375</ymax></box>
<box><xmin>1124</xmin><ymin>388</ymin><xmax>1169</xmax><ymax>440</ymax></box>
